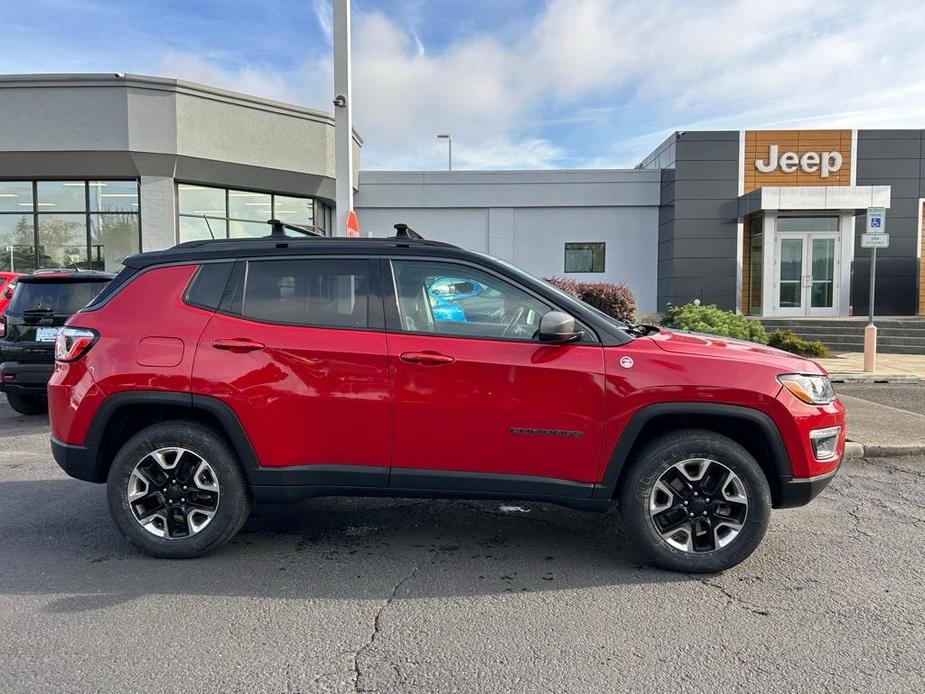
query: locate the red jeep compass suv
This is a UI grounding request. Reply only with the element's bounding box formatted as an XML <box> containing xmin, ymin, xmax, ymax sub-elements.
<box><xmin>48</xmin><ymin>225</ymin><xmax>845</xmax><ymax>572</ymax></box>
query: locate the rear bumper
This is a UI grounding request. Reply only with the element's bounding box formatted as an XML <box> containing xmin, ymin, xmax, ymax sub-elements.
<box><xmin>775</xmin><ymin>463</ymin><xmax>841</xmax><ymax>509</ymax></box>
<box><xmin>51</xmin><ymin>436</ymin><xmax>104</xmax><ymax>483</ymax></box>
<box><xmin>0</xmin><ymin>360</ymin><xmax>53</xmax><ymax>394</ymax></box>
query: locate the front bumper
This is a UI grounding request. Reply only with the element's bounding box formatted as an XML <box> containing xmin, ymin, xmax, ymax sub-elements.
<box><xmin>775</xmin><ymin>463</ymin><xmax>841</xmax><ymax>509</ymax></box>
<box><xmin>51</xmin><ymin>436</ymin><xmax>104</xmax><ymax>483</ymax></box>
<box><xmin>0</xmin><ymin>360</ymin><xmax>53</xmax><ymax>394</ymax></box>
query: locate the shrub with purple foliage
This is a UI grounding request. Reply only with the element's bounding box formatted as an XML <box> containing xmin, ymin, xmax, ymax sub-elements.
<box><xmin>543</xmin><ymin>276</ymin><xmax>638</xmax><ymax>322</ymax></box>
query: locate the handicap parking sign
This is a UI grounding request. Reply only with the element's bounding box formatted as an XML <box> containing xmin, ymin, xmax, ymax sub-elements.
<box><xmin>867</xmin><ymin>207</ymin><xmax>886</xmax><ymax>234</ymax></box>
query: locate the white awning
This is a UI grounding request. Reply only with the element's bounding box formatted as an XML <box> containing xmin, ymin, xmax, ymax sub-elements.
<box><xmin>738</xmin><ymin>185</ymin><xmax>891</xmax><ymax>218</ymax></box>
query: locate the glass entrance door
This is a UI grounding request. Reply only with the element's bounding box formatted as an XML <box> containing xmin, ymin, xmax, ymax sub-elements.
<box><xmin>775</xmin><ymin>232</ymin><xmax>839</xmax><ymax>316</ymax></box>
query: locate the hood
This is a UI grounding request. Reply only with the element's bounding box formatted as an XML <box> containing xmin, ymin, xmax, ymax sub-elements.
<box><xmin>647</xmin><ymin>328</ymin><xmax>824</xmax><ymax>374</ymax></box>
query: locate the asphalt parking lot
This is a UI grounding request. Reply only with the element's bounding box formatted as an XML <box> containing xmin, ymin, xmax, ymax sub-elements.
<box><xmin>1</xmin><ymin>399</ymin><xmax>923</xmax><ymax>694</ymax></box>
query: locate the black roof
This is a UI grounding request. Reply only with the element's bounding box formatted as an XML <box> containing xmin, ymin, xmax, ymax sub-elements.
<box><xmin>123</xmin><ymin>234</ymin><xmax>465</xmax><ymax>270</ymax></box>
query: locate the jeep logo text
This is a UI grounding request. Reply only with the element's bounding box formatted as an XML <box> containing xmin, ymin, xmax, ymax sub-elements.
<box><xmin>755</xmin><ymin>144</ymin><xmax>843</xmax><ymax>178</ymax></box>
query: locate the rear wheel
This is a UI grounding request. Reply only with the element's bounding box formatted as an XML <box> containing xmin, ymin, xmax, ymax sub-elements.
<box><xmin>107</xmin><ymin>421</ymin><xmax>250</xmax><ymax>558</ymax></box>
<box><xmin>6</xmin><ymin>392</ymin><xmax>47</xmax><ymax>415</ymax></box>
<box><xmin>619</xmin><ymin>429</ymin><xmax>771</xmax><ymax>573</ymax></box>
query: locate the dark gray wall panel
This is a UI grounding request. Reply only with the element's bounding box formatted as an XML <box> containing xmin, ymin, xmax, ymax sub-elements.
<box><xmin>672</xmin><ymin>219</ymin><xmax>742</xmax><ymax>239</ymax></box>
<box><xmin>856</xmin><ymin>159</ymin><xmax>921</xmax><ymax>179</ymax></box>
<box><xmin>673</xmin><ymin>179</ymin><xmax>739</xmax><ymax>200</ymax></box>
<box><xmin>673</xmin><ymin>161</ymin><xmax>739</xmax><ymax>181</ymax></box>
<box><xmin>674</xmin><ymin>199</ymin><xmax>739</xmax><ymax>220</ymax></box>
<box><xmin>856</xmin><ymin>138</ymin><xmax>921</xmax><ymax>159</ymax></box>
<box><xmin>674</xmin><ymin>140</ymin><xmax>739</xmax><ymax>163</ymax></box>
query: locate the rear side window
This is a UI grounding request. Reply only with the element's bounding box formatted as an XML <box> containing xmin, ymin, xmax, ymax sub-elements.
<box><xmin>8</xmin><ymin>280</ymin><xmax>111</xmax><ymax>315</ymax></box>
<box><xmin>85</xmin><ymin>267</ymin><xmax>136</xmax><ymax>309</ymax></box>
<box><xmin>241</xmin><ymin>258</ymin><xmax>369</xmax><ymax>329</ymax></box>
<box><xmin>186</xmin><ymin>262</ymin><xmax>233</xmax><ymax>310</ymax></box>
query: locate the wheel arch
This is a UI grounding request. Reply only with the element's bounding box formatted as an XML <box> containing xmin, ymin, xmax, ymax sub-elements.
<box><xmin>595</xmin><ymin>403</ymin><xmax>793</xmax><ymax>508</ymax></box>
<box><xmin>85</xmin><ymin>391</ymin><xmax>260</xmax><ymax>484</ymax></box>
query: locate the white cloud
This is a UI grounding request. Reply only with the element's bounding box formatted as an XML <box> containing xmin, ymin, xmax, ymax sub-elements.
<box><xmin>155</xmin><ymin>0</ymin><xmax>925</xmax><ymax>170</ymax></box>
<box><xmin>312</xmin><ymin>0</ymin><xmax>333</xmax><ymax>46</ymax></box>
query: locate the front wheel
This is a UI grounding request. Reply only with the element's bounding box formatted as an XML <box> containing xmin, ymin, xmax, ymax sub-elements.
<box><xmin>107</xmin><ymin>421</ymin><xmax>250</xmax><ymax>558</ymax></box>
<box><xmin>6</xmin><ymin>392</ymin><xmax>47</xmax><ymax>415</ymax></box>
<box><xmin>619</xmin><ymin>429</ymin><xmax>771</xmax><ymax>573</ymax></box>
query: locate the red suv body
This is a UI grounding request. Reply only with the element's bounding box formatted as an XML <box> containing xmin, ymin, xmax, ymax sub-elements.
<box><xmin>48</xmin><ymin>231</ymin><xmax>845</xmax><ymax>572</ymax></box>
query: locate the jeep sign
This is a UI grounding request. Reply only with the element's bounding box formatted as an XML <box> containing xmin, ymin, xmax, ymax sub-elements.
<box><xmin>755</xmin><ymin>144</ymin><xmax>843</xmax><ymax>178</ymax></box>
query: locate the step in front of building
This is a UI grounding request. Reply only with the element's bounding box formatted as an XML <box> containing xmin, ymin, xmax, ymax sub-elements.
<box><xmin>760</xmin><ymin>318</ymin><xmax>925</xmax><ymax>354</ymax></box>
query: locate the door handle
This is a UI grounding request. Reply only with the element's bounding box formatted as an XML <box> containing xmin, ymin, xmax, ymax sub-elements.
<box><xmin>400</xmin><ymin>351</ymin><xmax>455</xmax><ymax>366</ymax></box>
<box><xmin>212</xmin><ymin>338</ymin><xmax>265</xmax><ymax>353</ymax></box>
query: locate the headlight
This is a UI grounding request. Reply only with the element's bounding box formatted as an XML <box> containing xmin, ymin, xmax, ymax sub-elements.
<box><xmin>778</xmin><ymin>374</ymin><xmax>836</xmax><ymax>405</ymax></box>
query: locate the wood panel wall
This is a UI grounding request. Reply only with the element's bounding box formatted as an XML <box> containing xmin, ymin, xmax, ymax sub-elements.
<box><xmin>741</xmin><ymin>215</ymin><xmax>751</xmax><ymax>313</ymax></box>
<box><xmin>744</xmin><ymin>130</ymin><xmax>852</xmax><ymax>193</ymax></box>
<box><xmin>919</xmin><ymin>201</ymin><xmax>925</xmax><ymax>315</ymax></box>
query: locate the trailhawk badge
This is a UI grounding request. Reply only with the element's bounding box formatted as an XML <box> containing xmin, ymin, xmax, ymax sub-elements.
<box><xmin>619</xmin><ymin>356</ymin><xmax>634</xmax><ymax>369</ymax></box>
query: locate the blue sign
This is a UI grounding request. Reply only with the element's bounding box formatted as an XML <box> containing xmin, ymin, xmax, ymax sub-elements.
<box><xmin>871</xmin><ymin>218</ymin><xmax>881</xmax><ymax>228</ymax></box>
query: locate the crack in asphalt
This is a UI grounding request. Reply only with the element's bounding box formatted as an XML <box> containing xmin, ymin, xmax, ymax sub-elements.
<box><xmin>693</xmin><ymin>577</ymin><xmax>771</xmax><ymax>617</ymax></box>
<box><xmin>847</xmin><ymin>504</ymin><xmax>875</xmax><ymax>538</ymax></box>
<box><xmin>352</xmin><ymin>561</ymin><xmax>424</xmax><ymax>693</ymax></box>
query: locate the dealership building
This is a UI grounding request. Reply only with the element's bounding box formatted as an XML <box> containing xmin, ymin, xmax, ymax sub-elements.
<box><xmin>1</xmin><ymin>73</ymin><xmax>923</xmax><ymax>317</ymax></box>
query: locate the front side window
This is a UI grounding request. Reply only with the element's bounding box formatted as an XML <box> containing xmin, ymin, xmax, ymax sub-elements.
<box><xmin>391</xmin><ymin>260</ymin><xmax>548</xmax><ymax>340</ymax></box>
<box><xmin>241</xmin><ymin>258</ymin><xmax>369</xmax><ymax>329</ymax></box>
<box><xmin>564</xmin><ymin>242</ymin><xmax>605</xmax><ymax>273</ymax></box>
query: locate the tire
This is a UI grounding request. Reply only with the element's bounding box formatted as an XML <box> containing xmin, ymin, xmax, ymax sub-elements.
<box><xmin>106</xmin><ymin>420</ymin><xmax>251</xmax><ymax>558</ymax></box>
<box><xmin>6</xmin><ymin>392</ymin><xmax>47</xmax><ymax>415</ymax></box>
<box><xmin>619</xmin><ymin>429</ymin><xmax>771</xmax><ymax>573</ymax></box>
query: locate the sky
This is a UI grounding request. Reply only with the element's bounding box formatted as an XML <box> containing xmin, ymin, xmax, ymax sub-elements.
<box><xmin>3</xmin><ymin>0</ymin><xmax>925</xmax><ymax>170</ymax></box>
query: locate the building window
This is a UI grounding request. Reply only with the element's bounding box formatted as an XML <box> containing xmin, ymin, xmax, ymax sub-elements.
<box><xmin>564</xmin><ymin>242</ymin><xmax>605</xmax><ymax>273</ymax></box>
<box><xmin>0</xmin><ymin>180</ymin><xmax>140</xmax><ymax>272</ymax></box>
<box><xmin>177</xmin><ymin>184</ymin><xmax>331</xmax><ymax>243</ymax></box>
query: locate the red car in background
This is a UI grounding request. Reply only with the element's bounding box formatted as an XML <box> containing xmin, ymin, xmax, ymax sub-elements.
<box><xmin>0</xmin><ymin>272</ymin><xmax>20</xmax><ymax>315</ymax></box>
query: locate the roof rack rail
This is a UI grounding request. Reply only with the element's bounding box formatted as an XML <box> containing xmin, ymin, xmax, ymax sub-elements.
<box><xmin>267</xmin><ymin>219</ymin><xmax>325</xmax><ymax>238</ymax></box>
<box><xmin>393</xmin><ymin>223</ymin><xmax>423</xmax><ymax>240</ymax></box>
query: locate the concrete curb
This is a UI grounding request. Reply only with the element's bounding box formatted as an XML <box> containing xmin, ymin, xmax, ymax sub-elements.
<box><xmin>829</xmin><ymin>373</ymin><xmax>921</xmax><ymax>384</ymax></box>
<box><xmin>844</xmin><ymin>441</ymin><xmax>925</xmax><ymax>459</ymax></box>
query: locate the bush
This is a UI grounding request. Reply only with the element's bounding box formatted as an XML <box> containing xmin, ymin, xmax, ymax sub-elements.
<box><xmin>544</xmin><ymin>276</ymin><xmax>638</xmax><ymax>322</ymax></box>
<box><xmin>578</xmin><ymin>282</ymin><xmax>638</xmax><ymax>322</ymax></box>
<box><xmin>661</xmin><ymin>303</ymin><xmax>769</xmax><ymax>344</ymax></box>
<box><xmin>768</xmin><ymin>329</ymin><xmax>829</xmax><ymax>358</ymax></box>
<box><xmin>543</xmin><ymin>276</ymin><xmax>581</xmax><ymax>300</ymax></box>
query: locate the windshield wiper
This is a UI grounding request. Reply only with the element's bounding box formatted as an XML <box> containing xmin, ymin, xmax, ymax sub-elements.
<box><xmin>623</xmin><ymin>323</ymin><xmax>657</xmax><ymax>337</ymax></box>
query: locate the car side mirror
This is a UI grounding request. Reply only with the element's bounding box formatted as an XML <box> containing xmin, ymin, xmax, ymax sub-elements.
<box><xmin>538</xmin><ymin>310</ymin><xmax>582</xmax><ymax>343</ymax></box>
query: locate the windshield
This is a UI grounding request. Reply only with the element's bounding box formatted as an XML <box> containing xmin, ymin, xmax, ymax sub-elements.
<box><xmin>473</xmin><ymin>252</ymin><xmax>630</xmax><ymax>329</ymax></box>
<box><xmin>8</xmin><ymin>280</ymin><xmax>111</xmax><ymax>315</ymax></box>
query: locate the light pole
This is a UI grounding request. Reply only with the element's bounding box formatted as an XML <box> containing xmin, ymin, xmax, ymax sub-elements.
<box><xmin>333</xmin><ymin>0</ymin><xmax>355</xmax><ymax>236</ymax></box>
<box><xmin>437</xmin><ymin>133</ymin><xmax>452</xmax><ymax>171</ymax></box>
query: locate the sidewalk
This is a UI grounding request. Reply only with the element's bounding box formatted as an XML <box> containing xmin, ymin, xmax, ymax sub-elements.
<box><xmin>818</xmin><ymin>352</ymin><xmax>925</xmax><ymax>383</ymax></box>
<box><xmin>837</xmin><ymin>383</ymin><xmax>925</xmax><ymax>460</ymax></box>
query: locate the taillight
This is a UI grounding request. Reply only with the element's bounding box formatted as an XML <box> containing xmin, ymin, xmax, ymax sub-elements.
<box><xmin>0</xmin><ymin>316</ymin><xmax>5</xmax><ymax>338</ymax></box>
<box><xmin>55</xmin><ymin>327</ymin><xmax>98</xmax><ymax>362</ymax></box>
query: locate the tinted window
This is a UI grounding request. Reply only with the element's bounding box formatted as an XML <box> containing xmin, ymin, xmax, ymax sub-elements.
<box><xmin>8</xmin><ymin>280</ymin><xmax>111</xmax><ymax>315</ymax></box>
<box><xmin>85</xmin><ymin>267</ymin><xmax>136</xmax><ymax>309</ymax></box>
<box><xmin>186</xmin><ymin>263</ymin><xmax>233</xmax><ymax>309</ymax></box>
<box><xmin>391</xmin><ymin>260</ymin><xmax>548</xmax><ymax>340</ymax></box>
<box><xmin>242</xmin><ymin>259</ymin><xmax>369</xmax><ymax>328</ymax></box>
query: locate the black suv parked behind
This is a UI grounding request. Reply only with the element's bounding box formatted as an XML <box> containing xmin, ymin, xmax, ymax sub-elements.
<box><xmin>0</xmin><ymin>269</ymin><xmax>113</xmax><ymax>414</ymax></box>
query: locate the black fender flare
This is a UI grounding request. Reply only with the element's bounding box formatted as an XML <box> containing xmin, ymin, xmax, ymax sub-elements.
<box><xmin>83</xmin><ymin>391</ymin><xmax>261</xmax><ymax>482</ymax></box>
<box><xmin>591</xmin><ymin>402</ymin><xmax>793</xmax><ymax>501</ymax></box>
